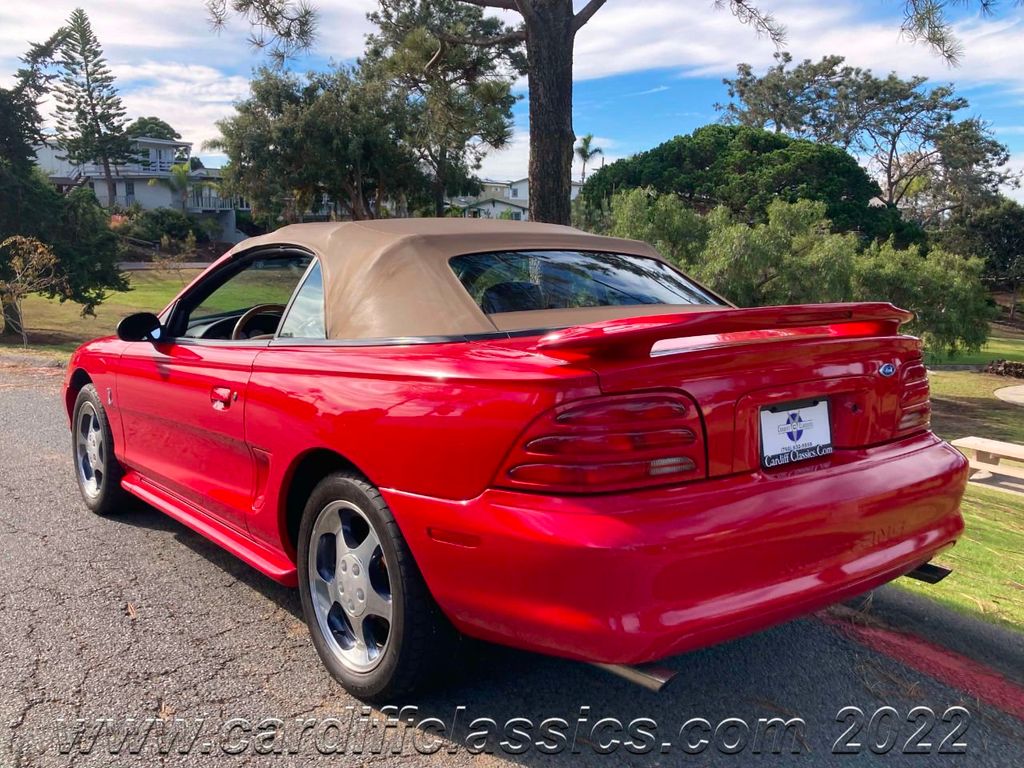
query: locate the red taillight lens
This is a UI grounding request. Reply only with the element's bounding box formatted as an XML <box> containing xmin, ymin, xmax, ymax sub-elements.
<box><xmin>498</xmin><ymin>393</ymin><xmax>706</xmax><ymax>494</ymax></box>
<box><xmin>896</xmin><ymin>358</ymin><xmax>930</xmax><ymax>435</ymax></box>
<box><xmin>525</xmin><ymin>429</ymin><xmax>697</xmax><ymax>456</ymax></box>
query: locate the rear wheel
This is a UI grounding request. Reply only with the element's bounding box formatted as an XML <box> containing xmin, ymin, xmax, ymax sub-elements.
<box><xmin>297</xmin><ymin>471</ymin><xmax>458</xmax><ymax>701</ymax></box>
<box><xmin>72</xmin><ymin>384</ymin><xmax>129</xmax><ymax>515</ymax></box>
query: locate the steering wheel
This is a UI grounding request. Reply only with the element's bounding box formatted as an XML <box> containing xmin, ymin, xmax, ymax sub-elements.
<box><xmin>231</xmin><ymin>303</ymin><xmax>287</xmax><ymax>340</ymax></box>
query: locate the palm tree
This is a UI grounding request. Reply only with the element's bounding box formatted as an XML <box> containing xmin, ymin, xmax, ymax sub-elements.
<box><xmin>149</xmin><ymin>162</ymin><xmax>217</xmax><ymax>212</ymax></box>
<box><xmin>575</xmin><ymin>133</ymin><xmax>603</xmax><ymax>184</ymax></box>
<box><xmin>148</xmin><ymin>162</ymin><xmax>191</xmax><ymax>212</ymax></box>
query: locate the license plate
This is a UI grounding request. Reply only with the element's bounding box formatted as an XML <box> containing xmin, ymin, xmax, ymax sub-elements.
<box><xmin>760</xmin><ymin>399</ymin><xmax>833</xmax><ymax>469</ymax></box>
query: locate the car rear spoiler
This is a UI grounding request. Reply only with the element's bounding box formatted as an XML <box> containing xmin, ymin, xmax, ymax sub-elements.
<box><xmin>536</xmin><ymin>302</ymin><xmax>915</xmax><ymax>360</ymax></box>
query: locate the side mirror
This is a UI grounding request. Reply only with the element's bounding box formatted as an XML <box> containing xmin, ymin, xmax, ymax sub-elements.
<box><xmin>117</xmin><ymin>312</ymin><xmax>163</xmax><ymax>342</ymax></box>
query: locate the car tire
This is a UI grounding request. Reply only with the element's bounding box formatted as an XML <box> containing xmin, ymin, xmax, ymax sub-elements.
<box><xmin>71</xmin><ymin>384</ymin><xmax>129</xmax><ymax>515</ymax></box>
<box><xmin>297</xmin><ymin>471</ymin><xmax>459</xmax><ymax>702</ymax></box>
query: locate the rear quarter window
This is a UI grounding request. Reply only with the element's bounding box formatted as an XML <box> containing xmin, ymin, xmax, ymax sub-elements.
<box><xmin>449</xmin><ymin>250</ymin><xmax>720</xmax><ymax>315</ymax></box>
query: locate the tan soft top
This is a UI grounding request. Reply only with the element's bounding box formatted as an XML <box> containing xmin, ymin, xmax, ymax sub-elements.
<box><xmin>226</xmin><ymin>218</ymin><xmax>687</xmax><ymax>340</ymax></box>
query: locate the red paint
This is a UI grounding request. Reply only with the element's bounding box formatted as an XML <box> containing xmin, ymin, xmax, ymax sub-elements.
<box><xmin>825</xmin><ymin>616</ymin><xmax>1024</xmax><ymax>722</ymax></box>
<box><xmin>63</xmin><ymin>250</ymin><xmax>968</xmax><ymax>667</ymax></box>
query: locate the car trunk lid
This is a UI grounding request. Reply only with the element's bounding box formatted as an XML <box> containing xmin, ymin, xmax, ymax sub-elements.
<box><xmin>529</xmin><ymin>303</ymin><xmax>927</xmax><ymax>478</ymax></box>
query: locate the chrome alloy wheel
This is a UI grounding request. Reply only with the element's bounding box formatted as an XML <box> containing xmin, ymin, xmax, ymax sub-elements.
<box><xmin>307</xmin><ymin>500</ymin><xmax>393</xmax><ymax>673</ymax></box>
<box><xmin>75</xmin><ymin>402</ymin><xmax>105</xmax><ymax>498</ymax></box>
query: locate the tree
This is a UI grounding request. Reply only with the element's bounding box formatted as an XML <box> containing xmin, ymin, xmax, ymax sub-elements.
<box><xmin>900</xmin><ymin>118</ymin><xmax>1014</xmax><ymax>226</ymax></box>
<box><xmin>1</xmin><ymin>179</ymin><xmax>126</xmax><ymax>337</ymax></box>
<box><xmin>717</xmin><ymin>53</ymin><xmax>860</xmax><ymax>144</ymax></box>
<box><xmin>575</xmin><ymin>133</ymin><xmax>602</xmax><ymax>183</ymax></box>
<box><xmin>605</xmin><ymin>193</ymin><xmax>992</xmax><ymax>356</ymax></box>
<box><xmin>853</xmin><ymin>242</ymin><xmax>992</xmax><ymax>357</ymax></box>
<box><xmin>365</xmin><ymin>0</ymin><xmax>519</xmax><ymax>216</ymax></box>
<box><xmin>125</xmin><ymin>116</ymin><xmax>182</xmax><ymax>140</ymax></box>
<box><xmin>719</xmin><ymin>54</ymin><xmax>1018</xmax><ymax>224</ymax></box>
<box><xmin>606</xmin><ymin>188</ymin><xmax>708</xmax><ymax>267</ymax></box>
<box><xmin>943</xmin><ymin>198</ymin><xmax>1024</xmax><ymax>321</ymax></box>
<box><xmin>54</xmin><ymin>8</ymin><xmax>134</xmax><ymax>207</ymax></box>
<box><xmin>582</xmin><ymin>125</ymin><xmax>917</xmax><ymax>243</ymax></box>
<box><xmin>0</xmin><ymin>31</ymin><xmax>65</xmax><ymax>171</ymax></box>
<box><xmin>1</xmin><ymin>31</ymin><xmax>126</xmax><ymax>338</ymax></box>
<box><xmin>209</xmin><ymin>65</ymin><xmax>428</xmax><ymax>223</ymax></box>
<box><xmin>208</xmin><ymin>0</ymin><xmax>1016</xmax><ymax>225</ymax></box>
<box><xmin>148</xmin><ymin>162</ymin><xmax>189</xmax><ymax>211</ymax></box>
<box><xmin>0</xmin><ymin>236</ymin><xmax>69</xmax><ymax>345</ymax></box>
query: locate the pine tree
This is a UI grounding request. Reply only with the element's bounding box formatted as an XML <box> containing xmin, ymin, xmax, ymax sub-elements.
<box><xmin>55</xmin><ymin>8</ymin><xmax>133</xmax><ymax>207</ymax></box>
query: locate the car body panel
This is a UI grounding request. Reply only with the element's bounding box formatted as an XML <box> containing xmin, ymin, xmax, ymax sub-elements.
<box><xmin>380</xmin><ymin>433</ymin><xmax>966</xmax><ymax>663</ymax></box>
<box><xmin>116</xmin><ymin>341</ymin><xmax>266</xmax><ymax>530</ymax></box>
<box><xmin>243</xmin><ymin>342</ymin><xmax>600</xmax><ymax>552</ymax></box>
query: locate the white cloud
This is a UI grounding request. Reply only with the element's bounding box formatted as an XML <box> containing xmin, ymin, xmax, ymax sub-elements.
<box><xmin>630</xmin><ymin>85</ymin><xmax>670</xmax><ymax>96</ymax></box>
<box><xmin>572</xmin><ymin>0</ymin><xmax>1024</xmax><ymax>91</ymax></box>
<box><xmin>477</xmin><ymin>130</ymin><xmax>621</xmax><ymax>182</ymax></box>
<box><xmin>476</xmin><ymin>130</ymin><xmax>530</xmax><ymax>181</ymax></box>
<box><xmin>109</xmin><ymin>61</ymin><xmax>251</xmax><ymax>150</ymax></box>
<box><xmin>1005</xmin><ymin>158</ymin><xmax>1024</xmax><ymax>202</ymax></box>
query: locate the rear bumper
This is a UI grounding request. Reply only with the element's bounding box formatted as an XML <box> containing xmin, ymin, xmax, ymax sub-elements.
<box><xmin>382</xmin><ymin>433</ymin><xmax>967</xmax><ymax>664</ymax></box>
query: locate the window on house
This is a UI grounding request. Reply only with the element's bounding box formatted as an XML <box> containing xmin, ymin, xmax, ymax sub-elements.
<box><xmin>125</xmin><ymin>182</ymin><xmax>135</xmax><ymax>195</ymax></box>
<box><xmin>511</xmin><ymin>212</ymin><xmax>522</xmax><ymax>221</ymax></box>
<box><xmin>510</xmin><ymin>187</ymin><xmax>519</xmax><ymax>198</ymax></box>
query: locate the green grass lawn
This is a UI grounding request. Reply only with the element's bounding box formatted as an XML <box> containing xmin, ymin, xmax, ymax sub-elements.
<box><xmin>900</xmin><ymin>371</ymin><xmax>1024</xmax><ymax>629</ymax></box>
<box><xmin>924</xmin><ymin>324</ymin><xmax>1024</xmax><ymax>365</ymax></box>
<box><xmin>1</xmin><ymin>265</ymin><xmax>302</xmax><ymax>358</ymax></box>
<box><xmin>898</xmin><ymin>486</ymin><xmax>1024</xmax><ymax>629</ymax></box>
<box><xmin>929</xmin><ymin>371</ymin><xmax>1024</xmax><ymax>445</ymax></box>
<box><xmin>1</xmin><ymin>269</ymin><xmax>200</xmax><ymax>357</ymax></box>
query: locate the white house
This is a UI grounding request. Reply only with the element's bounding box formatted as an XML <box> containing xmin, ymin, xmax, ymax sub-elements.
<box><xmin>34</xmin><ymin>137</ymin><xmax>249</xmax><ymax>242</ymax></box>
<box><xmin>448</xmin><ymin>176</ymin><xmax>582</xmax><ymax>221</ymax></box>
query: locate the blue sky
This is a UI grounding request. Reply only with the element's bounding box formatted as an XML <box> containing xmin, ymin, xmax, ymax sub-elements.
<box><xmin>2</xmin><ymin>1</ymin><xmax>1022</xmax><ymax>198</ymax></box>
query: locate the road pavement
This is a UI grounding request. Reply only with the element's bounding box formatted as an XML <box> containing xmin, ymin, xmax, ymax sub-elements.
<box><xmin>1</xmin><ymin>360</ymin><xmax>1022</xmax><ymax>767</ymax></box>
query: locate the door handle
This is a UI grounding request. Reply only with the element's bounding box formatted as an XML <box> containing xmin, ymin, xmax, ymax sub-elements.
<box><xmin>210</xmin><ymin>386</ymin><xmax>234</xmax><ymax>410</ymax></box>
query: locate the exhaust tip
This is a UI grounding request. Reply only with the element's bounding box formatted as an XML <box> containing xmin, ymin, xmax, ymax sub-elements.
<box><xmin>905</xmin><ymin>561</ymin><xmax>952</xmax><ymax>584</ymax></box>
<box><xmin>592</xmin><ymin>662</ymin><xmax>679</xmax><ymax>693</ymax></box>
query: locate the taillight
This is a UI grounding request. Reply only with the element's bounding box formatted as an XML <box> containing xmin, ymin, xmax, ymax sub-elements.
<box><xmin>497</xmin><ymin>392</ymin><xmax>706</xmax><ymax>493</ymax></box>
<box><xmin>896</xmin><ymin>359</ymin><xmax>930</xmax><ymax>434</ymax></box>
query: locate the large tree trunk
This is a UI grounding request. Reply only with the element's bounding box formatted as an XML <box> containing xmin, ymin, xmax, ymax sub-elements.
<box><xmin>2</xmin><ymin>294</ymin><xmax>24</xmax><ymax>339</ymax></box>
<box><xmin>524</xmin><ymin>1</ymin><xmax>576</xmax><ymax>225</ymax></box>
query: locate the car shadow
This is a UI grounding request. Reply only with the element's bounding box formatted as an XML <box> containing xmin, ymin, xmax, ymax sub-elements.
<box><xmin>111</xmin><ymin>499</ymin><xmax>302</xmax><ymax>620</ymax></box>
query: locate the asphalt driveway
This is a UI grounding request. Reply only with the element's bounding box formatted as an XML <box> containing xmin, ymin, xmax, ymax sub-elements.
<box><xmin>2</xmin><ymin>361</ymin><xmax>1023</xmax><ymax>767</ymax></box>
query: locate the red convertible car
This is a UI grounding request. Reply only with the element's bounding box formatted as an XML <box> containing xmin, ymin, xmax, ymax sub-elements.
<box><xmin>64</xmin><ymin>219</ymin><xmax>967</xmax><ymax>700</ymax></box>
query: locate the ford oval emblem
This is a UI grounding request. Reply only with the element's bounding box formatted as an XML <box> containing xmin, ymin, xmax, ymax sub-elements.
<box><xmin>879</xmin><ymin>363</ymin><xmax>897</xmax><ymax>377</ymax></box>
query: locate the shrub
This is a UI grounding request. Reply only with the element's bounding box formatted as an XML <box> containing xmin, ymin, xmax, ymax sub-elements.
<box><xmin>605</xmin><ymin>191</ymin><xmax>992</xmax><ymax>357</ymax></box>
<box><xmin>117</xmin><ymin>208</ymin><xmax>213</xmax><ymax>244</ymax></box>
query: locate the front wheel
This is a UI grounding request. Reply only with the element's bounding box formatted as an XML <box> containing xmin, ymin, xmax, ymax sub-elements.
<box><xmin>297</xmin><ymin>471</ymin><xmax>458</xmax><ymax>701</ymax></box>
<box><xmin>71</xmin><ymin>384</ymin><xmax>129</xmax><ymax>515</ymax></box>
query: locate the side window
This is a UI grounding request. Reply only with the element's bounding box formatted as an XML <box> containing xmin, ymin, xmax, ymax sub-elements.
<box><xmin>278</xmin><ymin>261</ymin><xmax>325</xmax><ymax>339</ymax></box>
<box><xmin>189</xmin><ymin>255</ymin><xmax>311</xmax><ymax>323</ymax></box>
<box><xmin>179</xmin><ymin>253</ymin><xmax>312</xmax><ymax>340</ymax></box>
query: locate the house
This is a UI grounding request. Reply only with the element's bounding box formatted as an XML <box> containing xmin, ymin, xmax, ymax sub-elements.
<box><xmin>447</xmin><ymin>176</ymin><xmax>582</xmax><ymax>221</ymax></box>
<box><xmin>33</xmin><ymin>136</ymin><xmax>249</xmax><ymax>243</ymax></box>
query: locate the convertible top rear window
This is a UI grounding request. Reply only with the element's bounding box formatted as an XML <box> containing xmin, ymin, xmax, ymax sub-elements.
<box><xmin>450</xmin><ymin>250</ymin><xmax>720</xmax><ymax>315</ymax></box>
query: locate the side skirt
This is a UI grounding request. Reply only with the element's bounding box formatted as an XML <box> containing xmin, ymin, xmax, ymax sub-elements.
<box><xmin>121</xmin><ymin>471</ymin><xmax>298</xmax><ymax>587</ymax></box>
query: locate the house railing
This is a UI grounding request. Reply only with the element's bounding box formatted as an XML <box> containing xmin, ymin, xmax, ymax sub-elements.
<box><xmin>188</xmin><ymin>193</ymin><xmax>251</xmax><ymax>211</ymax></box>
<box><xmin>75</xmin><ymin>159</ymin><xmax>178</xmax><ymax>177</ymax></box>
